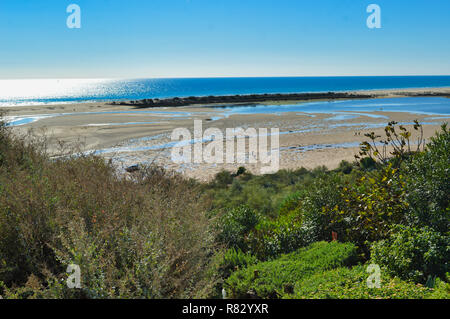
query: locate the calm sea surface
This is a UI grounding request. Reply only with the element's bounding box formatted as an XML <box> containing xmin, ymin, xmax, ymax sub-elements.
<box><xmin>1</xmin><ymin>76</ymin><xmax>450</xmax><ymax>107</ymax></box>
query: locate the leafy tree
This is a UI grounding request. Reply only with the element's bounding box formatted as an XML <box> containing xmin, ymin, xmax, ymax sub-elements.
<box><xmin>403</xmin><ymin>124</ymin><xmax>450</xmax><ymax>234</ymax></box>
<box><xmin>371</xmin><ymin>225</ymin><xmax>450</xmax><ymax>283</ymax></box>
<box><xmin>326</xmin><ymin>163</ymin><xmax>409</xmax><ymax>251</ymax></box>
<box><xmin>216</xmin><ymin>206</ymin><xmax>260</xmax><ymax>252</ymax></box>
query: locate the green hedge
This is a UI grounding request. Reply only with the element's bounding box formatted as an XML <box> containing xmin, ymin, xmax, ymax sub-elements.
<box><xmin>370</xmin><ymin>225</ymin><xmax>450</xmax><ymax>283</ymax></box>
<box><xmin>403</xmin><ymin>124</ymin><xmax>450</xmax><ymax>234</ymax></box>
<box><xmin>224</xmin><ymin>241</ymin><xmax>357</xmax><ymax>298</ymax></box>
<box><xmin>283</xmin><ymin>265</ymin><xmax>446</xmax><ymax>299</ymax></box>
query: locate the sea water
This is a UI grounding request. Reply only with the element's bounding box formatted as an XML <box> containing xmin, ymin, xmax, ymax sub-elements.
<box><xmin>1</xmin><ymin>76</ymin><xmax>450</xmax><ymax>107</ymax></box>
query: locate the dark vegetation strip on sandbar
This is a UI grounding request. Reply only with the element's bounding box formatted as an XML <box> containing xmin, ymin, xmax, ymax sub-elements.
<box><xmin>110</xmin><ymin>91</ymin><xmax>450</xmax><ymax>108</ymax></box>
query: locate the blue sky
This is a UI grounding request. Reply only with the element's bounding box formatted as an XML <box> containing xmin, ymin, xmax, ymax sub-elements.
<box><xmin>0</xmin><ymin>0</ymin><xmax>449</xmax><ymax>78</ymax></box>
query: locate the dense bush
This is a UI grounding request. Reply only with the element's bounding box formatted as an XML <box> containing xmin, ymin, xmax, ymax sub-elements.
<box><xmin>206</xmin><ymin>163</ymin><xmax>355</xmax><ymax>261</ymax></box>
<box><xmin>248</xmin><ymin>173</ymin><xmax>347</xmax><ymax>259</ymax></box>
<box><xmin>0</xmin><ymin>125</ymin><xmax>217</xmax><ymax>298</ymax></box>
<box><xmin>224</xmin><ymin>241</ymin><xmax>357</xmax><ymax>298</ymax></box>
<box><xmin>1</xmin><ymin>120</ymin><xmax>448</xmax><ymax>299</ymax></box>
<box><xmin>277</xmin><ymin>191</ymin><xmax>303</xmax><ymax>217</ymax></box>
<box><xmin>215</xmin><ymin>248</ymin><xmax>258</xmax><ymax>280</ymax></box>
<box><xmin>403</xmin><ymin>124</ymin><xmax>449</xmax><ymax>234</ymax></box>
<box><xmin>327</xmin><ymin>164</ymin><xmax>409</xmax><ymax>251</ymax></box>
<box><xmin>212</xmin><ymin>170</ymin><xmax>234</xmax><ymax>188</ymax></box>
<box><xmin>337</xmin><ymin>160</ymin><xmax>354</xmax><ymax>174</ymax></box>
<box><xmin>370</xmin><ymin>225</ymin><xmax>450</xmax><ymax>283</ymax></box>
<box><xmin>283</xmin><ymin>265</ymin><xmax>440</xmax><ymax>299</ymax></box>
<box><xmin>297</xmin><ymin>173</ymin><xmax>346</xmax><ymax>245</ymax></box>
<box><xmin>359</xmin><ymin>157</ymin><xmax>377</xmax><ymax>171</ymax></box>
<box><xmin>215</xmin><ymin>205</ymin><xmax>260</xmax><ymax>252</ymax></box>
<box><xmin>248</xmin><ymin>209</ymin><xmax>306</xmax><ymax>259</ymax></box>
<box><xmin>204</xmin><ymin>167</ymin><xmax>324</xmax><ymax>217</ymax></box>
<box><xmin>427</xmin><ymin>275</ymin><xmax>450</xmax><ymax>299</ymax></box>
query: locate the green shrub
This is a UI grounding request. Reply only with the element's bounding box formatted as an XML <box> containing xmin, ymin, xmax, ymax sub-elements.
<box><xmin>0</xmin><ymin>124</ymin><xmax>217</xmax><ymax>299</ymax></box>
<box><xmin>216</xmin><ymin>206</ymin><xmax>260</xmax><ymax>251</ymax></box>
<box><xmin>299</xmin><ymin>173</ymin><xmax>346</xmax><ymax>245</ymax></box>
<box><xmin>283</xmin><ymin>265</ymin><xmax>439</xmax><ymax>299</ymax></box>
<box><xmin>224</xmin><ymin>241</ymin><xmax>357</xmax><ymax>298</ymax></box>
<box><xmin>204</xmin><ymin>167</ymin><xmax>323</xmax><ymax>217</ymax></box>
<box><xmin>236</xmin><ymin>166</ymin><xmax>247</xmax><ymax>176</ymax></box>
<box><xmin>213</xmin><ymin>170</ymin><xmax>233</xmax><ymax>188</ymax></box>
<box><xmin>2</xmin><ymin>120</ymin><xmax>449</xmax><ymax>300</ymax></box>
<box><xmin>403</xmin><ymin>124</ymin><xmax>449</xmax><ymax>234</ymax></box>
<box><xmin>359</xmin><ymin>157</ymin><xmax>377</xmax><ymax>171</ymax></box>
<box><xmin>216</xmin><ymin>248</ymin><xmax>258</xmax><ymax>280</ymax></box>
<box><xmin>337</xmin><ymin>160</ymin><xmax>354</xmax><ymax>174</ymax></box>
<box><xmin>248</xmin><ymin>210</ymin><xmax>306</xmax><ymax>259</ymax></box>
<box><xmin>246</xmin><ymin>173</ymin><xmax>347</xmax><ymax>259</ymax></box>
<box><xmin>277</xmin><ymin>191</ymin><xmax>303</xmax><ymax>217</ymax></box>
<box><xmin>326</xmin><ymin>163</ymin><xmax>409</xmax><ymax>252</ymax></box>
<box><xmin>370</xmin><ymin>225</ymin><xmax>450</xmax><ymax>283</ymax></box>
<box><xmin>355</xmin><ymin>121</ymin><xmax>426</xmax><ymax>169</ymax></box>
<box><xmin>427</xmin><ymin>275</ymin><xmax>450</xmax><ymax>299</ymax></box>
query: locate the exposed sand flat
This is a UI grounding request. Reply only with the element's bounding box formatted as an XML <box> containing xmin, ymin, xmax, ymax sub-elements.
<box><xmin>1</xmin><ymin>87</ymin><xmax>449</xmax><ymax>181</ymax></box>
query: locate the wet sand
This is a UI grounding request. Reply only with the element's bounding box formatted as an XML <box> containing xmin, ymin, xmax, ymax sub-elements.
<box><xmin>2</xmin><ymin>87</ymin><xmax>449</xmax><ymax>181</ymax></box>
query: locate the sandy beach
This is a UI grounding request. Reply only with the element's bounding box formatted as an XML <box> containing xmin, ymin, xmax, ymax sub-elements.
<box><xmin>2</xmin><ymin>87</ymin><xmax>449</xmax><ymax>181</ymax></box>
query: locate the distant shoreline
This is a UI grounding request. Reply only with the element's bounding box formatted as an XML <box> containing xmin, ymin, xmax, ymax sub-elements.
<box><xmin>110</xmin><ymin>87</ymin><xmax>450</xmax><ymax>108</ymax></box>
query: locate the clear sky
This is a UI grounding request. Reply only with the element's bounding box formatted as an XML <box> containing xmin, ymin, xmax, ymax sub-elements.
<box><xmin>0</xmin><ymin>0</ymin><xmax>449</xmax><ymax>79</ymax></box>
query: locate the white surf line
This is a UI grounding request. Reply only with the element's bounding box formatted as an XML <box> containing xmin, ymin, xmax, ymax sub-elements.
<box><xmin>3</xmin><ymin>109</ymin><xmax>197</xmax><ymax>127</ymax></box>
<box><xmin>81</xmin><ymin>121</ymin><xmax>168</xmax><ymax>127</ymax></box>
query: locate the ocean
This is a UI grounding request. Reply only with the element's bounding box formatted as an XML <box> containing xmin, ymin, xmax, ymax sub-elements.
<box><xmin>1</xmin><ymin>76</ymin><xmax>450</xmax><ymax>107</ymax></box>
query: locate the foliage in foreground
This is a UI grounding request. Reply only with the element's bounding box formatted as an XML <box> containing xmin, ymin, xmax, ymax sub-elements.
<box><xmin>225</xmin><ymin>241</ymin><xmax>358</xmax><ymax>298</ymax></box>
<box><xmin>225</xmin><ymin>242</ymin><xmax>447</xmax><ymax>300</ymax></box>
<box><xmin>0</xmin><ymin>124</ymin><xmax>216</xmax><ymax>298</ymax></box>
<box><xmin>283</xmin><ymin>265</ymin><xmax>445</xmax><ymax>299</ymax></box>
<box><xmin>371</xmin><ymin>225</ymin><xmax>449</xmax><ymax>283</ymax></box>
<box><xmin>0</xmin><ymin>120</ymin><xmax>448</xmax><ymax>299</ymax></box>
<box><xmin>219</xmin><ymin>123</ymin><xmax>449</xmax><ymax>299</ymax></box>
<box><xmin>403</xmin><ymin>123</ymin><xmax>449</xmax><ymax>233</ymax></box>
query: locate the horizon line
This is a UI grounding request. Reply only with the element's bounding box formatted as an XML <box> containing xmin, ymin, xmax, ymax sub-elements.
<box><xmin>1</xmin><ymin>74</ymin><xmax>450</xmax><ymax>81</ymax></box>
